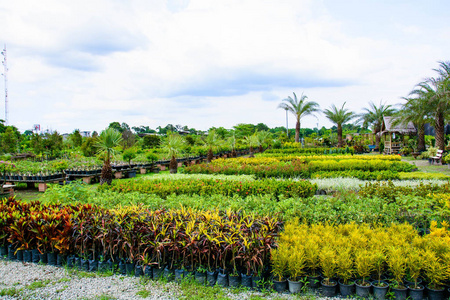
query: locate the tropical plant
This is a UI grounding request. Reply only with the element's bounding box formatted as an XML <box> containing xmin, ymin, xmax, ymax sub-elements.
<box><xmin>204</xmin><ymin>129</ymin><xmax>220</xmax><ymax>163</ymax></box>
<box><xmin>323</xmin><ymin>102</ymin><xmax>356</xmax><ymax>147</ymax></box>
<box><xmin>95</xmin><ymin>128</ymin><xmax>123</xmax><ymax>185</ymax></box>
<box><xmin>358</xmin><ymin>101</ymin><xmax>397</xmax><ymax>149</ymax></box>
<box><xmin>410</xmin><ymin>61</ymin><xmax>450</xmax><ymax>151</ymax></box>
<box><xmin>161</xmin><ymin>132</ymin><xmax>185</xmax><ymax>173</ymax></box>
<box><xmin>278</xmin><ymin>92</ymin><xmax>320</xmax><ymax>143</ymax></box>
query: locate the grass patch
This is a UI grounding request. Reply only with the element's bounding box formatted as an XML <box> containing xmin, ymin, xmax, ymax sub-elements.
<box><xmin>0</xmin><ymin>287</ymin><xmax>20</xmax><ymax>296</ymax></box>
<box><xmin>399</xmin><ymin>171</ymin><xmax>449</xmax><ymax>179</ymax></box>
<box><xmin>136</xmin><ymin>289</ymin><xmax>152</xmax><ymax>298</ymax></box>
<box><xmin>178</xmin><ymin>278</ymin><xmax>230</xmax><ymax>300</ymax></box>
<box><xmin>26</xmin><ymin>279</ymin><xmax>51</xmax><ymax>290</ymax></box>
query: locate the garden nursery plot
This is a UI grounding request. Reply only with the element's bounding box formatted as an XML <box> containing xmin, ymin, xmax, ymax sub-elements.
<box><xmin>2</xmin><ymin>151</ymin><xmax>450</xmax><ymax>300</ymax></box>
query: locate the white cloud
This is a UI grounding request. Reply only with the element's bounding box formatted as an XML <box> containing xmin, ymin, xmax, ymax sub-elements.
<box><xmin>0</xmin><ymin>0</ymin><xmax>449</xmax><ymax>133</ymax></box>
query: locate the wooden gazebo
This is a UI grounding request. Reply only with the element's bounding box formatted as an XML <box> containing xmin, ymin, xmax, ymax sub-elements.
<box><xmin>380</xmin><ymin>116</ymin><xmax>416</xmax><ymax>154</ymax></box>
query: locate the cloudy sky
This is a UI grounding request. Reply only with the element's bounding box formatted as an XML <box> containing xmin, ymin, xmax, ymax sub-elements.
<box><xmin>1</xmin><ymin>0</ymin><xmax>449</xmax><ymax>134</ymax></box>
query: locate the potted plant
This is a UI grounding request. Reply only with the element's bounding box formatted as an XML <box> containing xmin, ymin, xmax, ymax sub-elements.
<box><xmin>287</xmin><ymin>245</ymin><xmax>306</xmax><ymax>294</ymax></box>
<box><xmin>271</xmin><ymin>245</ymin><xmax>288</xmax><ymax>293</ymax></box>
<box><xmin>387</xmin><ymin>247</ymin><xmax>408</xmax><ymax>300</ymax></box>
<box><xmin>423</xmin><ymin>251</ymin><xmax>447</xmax><ymax>300</ymax></box>
<box><xmin>406</xmin><ymin>250</ymin><xmax>425</xmax><ymax>300</ymax></box>
<box><xmin>319</xmin><ymin>246</ymin><xmax>338</xmax><ymax>297</ymax></box>
<box><xmin>354</xmin><ymin>249</ymin><xmax>374</xmax><ymax>298</ymax></box>
<box><xmin>336</xmin><ymin>247</ymin><xmax>355</xmax><ymax>297</ymax></box>
<box><xmin>371</xmin><ymin>249</ymin><xmax>389</xmax><ymax>300</ymax></box>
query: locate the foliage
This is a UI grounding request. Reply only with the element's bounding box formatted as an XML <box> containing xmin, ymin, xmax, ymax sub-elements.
<box><xmin>98</xmin><ymin>177</ymin><xmax>317</xmax><ymax>199</ymax></box>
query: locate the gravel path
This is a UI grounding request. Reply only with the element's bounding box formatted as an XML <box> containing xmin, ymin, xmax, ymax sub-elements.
<box><xmin>0</xmin><ymin>260</ymin><xmax>334</xmax><ymax>300</ymax></box>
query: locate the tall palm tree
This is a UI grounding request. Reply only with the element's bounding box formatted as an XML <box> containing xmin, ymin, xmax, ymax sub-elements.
<box><xmin>278</xmin><ymin>92</ymin><xmax>320</xmax><ymax>143</ymax></box>
<box><xmin>358</xmin><ymin>101</ymin><xmax>397</xmax><ymax>149</ymax></box>
<box><xmin>394</xmin><ymin>97</ymin><xmax>430</xmax><ymax>152</ymax></box>
<box><xmin>411</xmin><ymin>61</ymin><xmax>450</xmax><ymax>150</ymax></box>
<box><xmin>323</xmin><ymin>102</ymin><xmax>356</xmax><ymax>147</ymax></box>
<box><xmin>95</xmin><ymin>128</ymin><xmax>123</xmax><ymax>185</ymax></box>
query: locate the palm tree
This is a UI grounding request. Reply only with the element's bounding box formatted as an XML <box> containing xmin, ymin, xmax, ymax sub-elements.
<box><xmin>358</xmin><ymin>101</ymin><xmax>397</xmax><ymax>149</ymax></box>
<box><xmin>244</xmin><ymin>134</ymin><xmax>259</xmax><ymax>158</ymax></box>
<box><xmin>410</xmin><ymin>61</ymin><xmax>450</xmax><ymax>150</ymax></box>
<box><xmin>204</xmin><ymin>129</ymin><xmax>220</xmax><ymax>163</ymax></box>
<box><xmin>255</xmin><ymin>130</ymin><xmax>272</xmax><ymax>152</ymax></box>
<box><xmin>162</xmin><ymin>132</ymin><xmax>185</xmax><ymax>173</ymax></box>
<box><xmin>394</xmin><ymin>97</ymin><xmax>430</xmax><ymax>152</ymax></box>
<box><xmin>323</xmin><ymin>102</ymin><xmax>356</xmax><ymax>147</ymax></box>
<box><xmin>278</xmin><ymin>92</ymin><xmax>320</xmax><ymax>143</ymax></box>
<box><xmin>95</xmin><ymin>128</ymin><xmax>123</xmax><ymax>185</ymax></box>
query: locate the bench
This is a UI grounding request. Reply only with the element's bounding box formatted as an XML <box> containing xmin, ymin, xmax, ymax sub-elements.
<box><xmin>431</xmin><ymin>150</ymin><xmax>444</xmax><ymax>165</ymax></box>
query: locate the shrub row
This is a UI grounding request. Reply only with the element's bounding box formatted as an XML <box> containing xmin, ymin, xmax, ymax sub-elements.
<box><xmin>0</xmin><ymin>198</ymin><xmax>281</xmax><ymax>276</ymax></box>
<box><xmin>184</xmin><ymin>157</ymin><xmax>412</xmax><ymax>178</ymax></box>
<box><xmin>272</xmin><ymin>221</ymin><xmax>450</xmax><ymax>290</ymax></box>
<box><xmin>98</xmin><ymin>177</ymin><xmax>317</xmax><ymax>199</ymax></box>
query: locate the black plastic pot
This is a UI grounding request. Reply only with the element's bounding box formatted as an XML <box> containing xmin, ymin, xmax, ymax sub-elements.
<box><xmin>125</xmin><ymin>263</ymin><xmax>134</xmax><ymax>275</ymax></box>
<box><xmin>23</xmin><ymin>250</ymin><xmax>32</xmax><ymax>262</ymax></box>
<box><xmin>0</xmin><ymin>244</ymin><xmax>8</xmax><ymax>258</ymax></box>
<box><xmin>391</xmin><ymin>286</ymin><xmax>408</xmax><ymax>300</ymax></box>
<box><xmin>97</xmin><ymin>260</ymin><xmax>108</xmax><ymax>273</ymax></box>
<box><xmin>321</xmin><ymin>280</ymin><xmax>337</xmax><ymax>297</ymax></box>
<box><xmin>308</xmin><ymin>274</ymin><xmax>321</xmax><ymax>289</ymax></box>
<box><xmin>57</xmin><ymin>254</ymin><xmax>67</xmax><ymax>266</ymax></box>
<box><xmin>338</xmin><ymin>279</ymin><xmax>355</xmax><ymax>297</ymax></box>
<box><xmin>144</xmin><ymin>266</ymin><xmax>152</xmax><ymax>278</ymax></box>
<box><xmin>118</xmin><ymin>261</ymin><xmax>126</xmax><ymax>275</ymax></box>
<box><xmin>195</xmin><ymin>271</ymin><xmax>206</xmax><ymax>285</ymax></box>
<box><xmin>89</xmin><ymin>259</ymin><xmax>98</xmax><ymax>272</ymax></box>
<box><xmin>81</xmin><ymin>258</ymin><xmax>89</xmax><ymax>271</ymax></box>
<box><xmin>355</xmin><ymin>280</ymin><xmax>372</xmax><ymax>299</ymax></box>
<box><xmin>7</xmin><ymin>244</ymin><xmax>17</xmax><ymax>260</ymax></box>
<box><xmin>216</xmin><ymin>272</ymin><xmax>228</xmax><ymax>288</ymax></box>
<box><xmin>135</xmin><ymin>265</ymin><xmax>143</xmax><ymax>277</ymax></box>
<box><xmin>408</xmin><ymin>284</ymin><xmax>424</xmax><ymax>300</ymax></box>
<box><xmin>47</xmin><ymin>253</ymin><xmax>57</xmax><ymax>266</ymax></box>
<box><xmin>16</xmin><ymin>249</ymin><xmax>23</xmax><ymax>261</ymax></box>
<box><xmin>206</xmin><ymin>270</ymin><xmax>217</xmax><ymax>287</ymax></box>
<box><xmin>426</xmin><ymin>286</ymin><xmax>445</xmax><ymax>300</ymax></box>
<box><xmin>74</xmin><ymin>256</ymin><xmax>81</xmax><ymax>269</ymax></box>
<box><xmin>274</xmin><ymin>279</ymin><xmax>288</xmax><ymax>293</ymax></box>
<box><xmin>372</xmin><ymin>281</ymin><xmax>389</xmax><ymax>300</ymax></box>
<box><xmin>153</xmin><ymin>267</ymin><xmax>164</xmax><ymax>280</ymax></box>
<box><xmin>175</xmin><ymin>269</ymin><xmax>185</xmax><ymax>282</ymax></box>
<box><xmin>163</xmin><ymin>267</ymin><xmax>174</xmax><ymax>281</ymax></box>
<box><xmin>39</xmin><ymin>252</ymin><xmax>48</xmax><ymax>264</ymax></box>
<box><xmin>252</xmin><ymin>275</ymin><xmax>264</xmax><ymax>291</ymax></box>
<box><xmin>241</xmin><ymin>273</ymin><xmax>252</xmax><ymax>288</ymax></box>
<box><xmin>228</xmin><ymin>274</ymin><xmax>240</xmax><ymax>287</ymax></box>
<box><xmin>67</xmin><ymin>255</ymin><xmax>76</xmax><ymax>268</ymax></box>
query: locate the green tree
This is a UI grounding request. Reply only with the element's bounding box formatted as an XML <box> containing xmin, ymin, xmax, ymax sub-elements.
<box><xmin>358</xmin><ymin>101</ymin><xmax>396</xmax><ymax>148</ymax></box>
<box><xmin>1</xmin><ymin>127</ymin><xmax>18</xmax><ymax>153</ymax></box>
<box><xmin>410</xmin><ymin>61</ymin><xmax>450</xmax><ymax>151</ymax></box>
<box><xmin>142</xmin><ymin>135</ymin><xmax>161</xmax><ymax>149</ymax></box>
<box><xmin>323</xmin><ymin>102</ymin><xmax>356</xmax><ymax>147</ymax></box>
<box><xmin>233</xmin><ymin>123</ymin><xmax>256</xmax><ymax>138</ymax></box>
<box><xmin>81</xmin><ymin>137</ymin><xmax>96</xmax><ymax>157</ymax></box>
<box><xmin>95</xmin><ymin>128</ymin><xmax>123</xmax><ymax>185</ymax></box>
<box><xmin>70</xmin><ymin>129</ymin><xmax>83</xmax><ymax>148</ymax></box>
<box><xmin>278</xmin><ymin>92</ymin><xmax>320</xmax><ymax>143</ymax></box>
<box><xmin>394</xmin><ymin>97</ymin><xmax>430</xmax><ymax>152</ymax></box>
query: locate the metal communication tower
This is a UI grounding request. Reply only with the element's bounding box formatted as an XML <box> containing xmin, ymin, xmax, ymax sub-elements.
<box><xmin>1</xmin><ymin>44</ymin><xmax>8</xmax><ymax>125</ymax></box>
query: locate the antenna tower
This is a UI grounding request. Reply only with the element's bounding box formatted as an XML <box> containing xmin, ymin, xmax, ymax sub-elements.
<box><xmin>1</xmin><ymin>44</ymin><xmax>8</xmax><ymax>125</ymax></box>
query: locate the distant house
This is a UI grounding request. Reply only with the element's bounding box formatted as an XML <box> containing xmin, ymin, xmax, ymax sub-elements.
<box><xmin>380</xmin><ymin>116</ymin><xmax>416</xmax><ymax>154</ymax></box>
<box><xmin>80</xmin><ymin>131</ymin><xmax>91</xmax><ymax>137</ymax></box>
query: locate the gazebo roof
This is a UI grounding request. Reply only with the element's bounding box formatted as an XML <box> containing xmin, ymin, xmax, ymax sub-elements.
<box><xmin>380</xmin><ymin>116</ymin><xmax>416</xmax><ymax>135</ymax></box>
